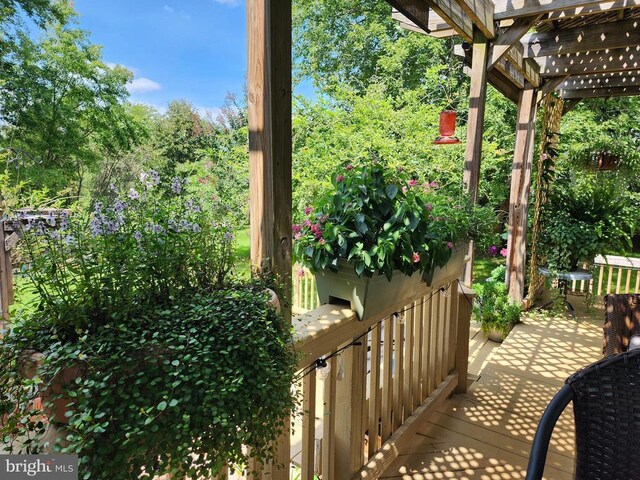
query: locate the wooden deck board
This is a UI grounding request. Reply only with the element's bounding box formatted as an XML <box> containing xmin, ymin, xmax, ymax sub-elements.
<box><xmin>381</xmin><ymin>303</ymin><xmax>604</xmax><ymax>480</ymax></box>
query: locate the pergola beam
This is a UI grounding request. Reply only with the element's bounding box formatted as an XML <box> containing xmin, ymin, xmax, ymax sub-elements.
<box><xmin>523</xmin><ymin>18</ymin><xmax>640</xmax><ymax>58</ymax></box>
<box><xmin>453</xmin><ymin>0</ymin><xmax>496</xmax><ymax>39</ymax></box>
<box><xmin>545</xmin><ymin>1</ymin><xmax>640</xmax><ymax>21</ymax></box>
<box><xmin>387</xmin><ymin>0</ymin><xmax>473</xmax><ymax>42</ymax></box>
<box><xmin>489</xmin><ymin>15</ymin><xmax>541</xmax><ymax>68</ymax></box>
<box><xmin>561</xmin><ymin>71</ymin><xmax>640</xmax><ymax>89</ymax></box>
<box><xmin>494</xmin><ymin>0</ymin><xmax>614</xmax><ymax>20</ymax></box>
<box><xmin>538</xmin><ymin>46</ymin><xmax>640</xmax><ymax>76</ymax></box>
<box><xmin>560</xmin><ymin>85</ymin><xmax>640</xmax><ymax>97</ymax></box>
<box><xmin>392</xmin><ymin>9</ymin><xmax>453</xmax><ymax>34</ymax></box>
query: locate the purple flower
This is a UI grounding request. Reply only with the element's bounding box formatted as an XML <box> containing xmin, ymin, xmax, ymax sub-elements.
<box><xmin>224</xmin><ymin>231</ymin><xmax>235</xmax><ymax>241</ymax></box>
<box><xmin>447</xmin><ymin>242</ymin><xmax>454</xmax><ymax>249</ymax></box>
<box><xmin>304</xmin><ymin>206</ymin><xmax>313</xmax><ymax>215</ymax></box>
<box><xmin>113</xmin><ymin>199</ymin><xmax>126</xmax><ymax>213</ymax></box>
<box><xmin>192</xmin><ymin>223</ymin><xmax>201</xmax><ymax>233</ymax></box>
<box><xmin>46</xmin><ymin>213</ymin><xmax>56</xmax><ymax>227</ymax></box>
<box><xmin>488</xmin><ymin>245</ymin><xmax>498</xmax><ymax>256</ymax></box>
<box><xmin>128</xmin><ymin>188</ymin><xmax>140</xmax><ymax>200</ymax></box>
<box><xmin>133</xmin><ymin>231</ymin><xmax>142</xmax><ymax>242</ymax></box>
<box><xmin>90</xmin><ymin>217</ymin><xmax>104</xmax><ymax>236</ymax></box>
<box><xmin>310</xmin><ymin>223</ymin><xmax>322</xmax><ymax>239</ymax></box>
<box><xmin>171</xmin><ymin>177</ymin><xmax>183</xmax><ymax>194</ymax></box>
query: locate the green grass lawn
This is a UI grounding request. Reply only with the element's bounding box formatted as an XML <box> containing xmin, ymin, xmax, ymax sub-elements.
<box><xmin>472</xmin><ymin>255</ymin><xmax>504</xmax><ymax>284</ymax></box>
<box><xmin>234</xmin><ymin>228</ymin><xmax>251</xmax><ymax>278</ymax></box>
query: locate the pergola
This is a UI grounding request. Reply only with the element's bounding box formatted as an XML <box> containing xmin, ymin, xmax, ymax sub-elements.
<box><xmin>244</xmin><ymin>1</ymin><xmax>636</xmax><ymax>479</ymax></box>
<box><xmin>246</xmin><ymin>1</ymin><xmax>640</xmax><ymax>311</ymax></box>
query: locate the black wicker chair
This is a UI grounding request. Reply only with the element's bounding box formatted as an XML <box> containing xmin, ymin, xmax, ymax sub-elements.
<box><xmin>526</xmin><ymin>349</ymin><xmax>640</xmax><ymax>480</ymax></box>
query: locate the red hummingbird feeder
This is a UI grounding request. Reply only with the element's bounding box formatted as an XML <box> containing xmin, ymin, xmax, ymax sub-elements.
<box><xmin>433</xmin><ymin>110</ymin><xmax>460</xmax><ymax>145</ymax></box>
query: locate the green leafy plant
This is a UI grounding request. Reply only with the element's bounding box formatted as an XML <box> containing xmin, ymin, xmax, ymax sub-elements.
<box><xmin>0</xmin><ymin>171</ymin><xmax>297</xmax><ymax>479</ymax></box>
<box><xmin>293</xmin><ymin>161</ymin><xmax>493</xmax><ymax>280</ymax></box>
<box><xmin>472</xmin><ymin>266</ymin><xmax>522</xmax><ymax>340</ymax></box>
<box><xmin>539</xmin><ymin>172</ymin><xmax>640</xmax><ymax>271</ymax></box>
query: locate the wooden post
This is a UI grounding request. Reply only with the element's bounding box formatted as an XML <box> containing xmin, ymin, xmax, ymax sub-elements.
<box><xmin>455</xmin><ymin>284</ymin><xmax>475</xmax><ymax>393</ymax></box>
<box><xmin>462</xmin><ymin>28</ymin><xmax>489</xmax><ymax>286</ymax></box>
<box><xmin>505</xmin><ymin>87</ymin><xmax>538</xmax><ymax>303</ymax></box>
<box><xmin>0</xmin><ymin>221</ymin><xmax>11</xmax><ymax>322</ymax></box>
<box><xmin>334</xmin><ymin>341</ymin><xmax>366</xmax><ymax>479</ymax></box>
<box><xmin>247</xmin><ymin>0</ymin><xmax>292</xmax><ymax>478</ymax></box>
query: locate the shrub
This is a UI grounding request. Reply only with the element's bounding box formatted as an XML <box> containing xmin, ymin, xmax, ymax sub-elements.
<box><xmin>0</xmin><ymin>171</ymin><xmax>297</xmax><ymax>479</ymax></box>
<box><xmin>293</xmin><ymin>161</ymin><xmax>495</xmax><ymax>280</ymax></box>
<box><xmin>472</xmin><ymin>266</ymin><xmax>521</xmax><ymax>340</ymax></box>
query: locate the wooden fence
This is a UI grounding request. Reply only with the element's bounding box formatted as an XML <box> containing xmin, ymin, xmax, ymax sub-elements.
<box><xmin>290</xmin><ymin>265</ymin><xmax>474</xmax><ymax>480</ymax></box>
<box><xmin>591</xmin><ymin>254</ymin><xmax>640</xmax><ymax>296</ymax></box>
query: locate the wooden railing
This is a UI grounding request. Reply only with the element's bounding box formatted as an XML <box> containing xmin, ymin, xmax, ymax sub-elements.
<box><xmin>566</xmin><ymin>255</ymin><xmax>640</xmax><ymax>296</ymax></box>
<box><xmin>592</xmin><ymin>255</ymin><xmax>640</xmax><ymax>296</ymax></box>
<box><xmin>292</xmin><ymin>266</ymin><xmax>320</xmax><ymax>314</ymax></box>
<box><xmin>291</xmin><ymin>265</ymin><xmax>474</xmax><ymax>480</ymax></box>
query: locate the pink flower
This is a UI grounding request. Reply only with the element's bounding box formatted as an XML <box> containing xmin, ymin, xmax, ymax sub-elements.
<box><xmin>297</xmin><ymin>268</ymin><xmax>306</xmax><ymax>278</ymax></box>
<box><xmin>447</xmin><ymin>242</ymin><xmax>454</xmax><ymax>249</ymax></box>
<box><xmin>294</xmin><ymin>232</ymin><xmax>302</xmax><ymax>239</ymax></box>
<box><xmin>412</xmin><ymin>252</ymin><xmax>421</xmax><ymax>263</ymax></box>
<box><xmin>336</xmin><ymin>175</ymin><xmax>344</xmax><ymax>183</ymax></box>
<box><xmin>292</xmin><ymin>224</ymin><xmax>301</xmax><ymax>234</ymax></box>
<box><xmin>426</xmin><ymin>203</ymin><xmax>433</xmax><ymax>211</ymax></box>
<box><xmin>310</xmin><ymin>223</ymin><xmax>322</xmax><ymax>239</ymax></box>
<box><xmin>318</xmin><ymin>238</ymin><xmax>326</xmax><ymax>245</ymax></box>
<box><xmin>402</xmin><ymin>186</ymin><xmax>408</xmax><ymax>194</ymax></box>
<box><xmin>304</xmin><ymin>206</ymin><xmax>313</xmax><ymax>215</ymax></box>
<box><xmin>430</xmin><ymin>181</ymin><xmax>439</xmax><ymax>188</ymax></box>
<box><xmin>303</xmin><ymin>220</ymin><xmax>311</xmax><ymax>227</ymax></box>
<box><xmin>500</xmin><ymin>248</ymin><xmax>508</xmax><ymax>257</ymax></box>
<box><xmin>408</xmin><ymin>179</ymin><xmax>418</xmax><ymax>187</ymax></box>
<box><xmin>345</xmin><ymin>164</ymin><xmax>354</xmax><ymax>171</ymax></box>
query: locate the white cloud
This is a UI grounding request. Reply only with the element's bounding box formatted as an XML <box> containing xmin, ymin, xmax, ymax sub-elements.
<box><xmin>213</xmin><ymin>0</ymin><xmax>240</xmax><ymax>6</ymax></box>
<box><xmin>163</xmin><ymin>5</ymin><xmax>175</xmax><ymax>13</ymax></box>
<box><xmin>127</xmin><ymin>77</ymin><xmax>162</xmax><ymax>94</ymax></box>
<box><xmin>194</xmin><ymin>105</ymin><xmax>222</xmax><ymax>121</ymax></box>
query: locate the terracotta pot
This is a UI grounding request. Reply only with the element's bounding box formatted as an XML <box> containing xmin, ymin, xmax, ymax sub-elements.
<box><xmin>18</xmin><ymin>350</ymin><xmax>82</xmax><ymax>425</ymax></box>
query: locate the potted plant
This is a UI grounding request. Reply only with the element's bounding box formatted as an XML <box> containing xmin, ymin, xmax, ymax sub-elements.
<box><xmin>293</xmin><ymin>161</ymin><xmax>490</xmax><ymax>320</ymax></box>
<box><xmin>0</xmin><ymin>172</ymin><xmax>297</xmax><ymax>479</ymax></box>
<box><xmin>539</xmin><ymin>172</ymin><xmax>639</xmax><ymax>272</ymax></box>
<box><xmin>472</xmin><ymin>266</ymin><xmax>522</xmax><ymax>342</ymax></box>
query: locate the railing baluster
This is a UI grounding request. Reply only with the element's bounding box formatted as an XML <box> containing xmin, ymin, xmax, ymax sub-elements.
<box><xmin>598</xmin><ymin>265</ymin><xmax>604</xmax><ymax>296</ymax></box>
<box><xmin>636</xmin><ymin>271</ymin><xmax>640</xmax><ymax>294</ymax></box>
<box><xmin>368</xmin><ymin>326</ymin><xmax>381</xmax><ymax>458</ymax></box>
<box><xmin>438</xmin><ymin>289</ymin><xmax>447</xmax><ymax>384</ymax></box>
<box><xmin>607</xmin><ymin>266</ymin><xmax>614</xmax><ymax>295</ymax></box>
<box><xmin>381</xmin><ymin>316</ymin><xmax>393</xmax><ymax>443</ymax></box>
<box><xmin>393</xmin><ymin>312</ymin><xmax>404</xmax><ymax>430</ymax></box>
<box><xmin>626</xmin><ymin>269</ymin><xmax>632</xmax><ymax>294</ymax></box>
<box><xmin>302</xmin><ymin>369</ymin><xmax>317</xmax><ymax>480</ymax></box>
<box><xmin>403</xmin><ymin>306</ymin><xmax>413</xmax><ymax>420</ymax></box>
<box><xmin>428</xmin><ymin>292</ymin><xmax>439</xmax><ymax>395</ymax></box>
<box><xmin>412</xmin><ymin>299</ymin><xmax>423</xmax><ymax>407</ymax></box>
<box><xmin>321</xmin><ymin>356</ymin><xmax>337</xmax><ymax>480</ymax></box>
<box><xmin>616</xmin><ymin>267</ymin><xmax>623</xmax><ymax>294</ymax></box>
<box><xmin>421</xmin><ymin>293</ymin><xmax>432</xmax><ymax>398</ymax></box>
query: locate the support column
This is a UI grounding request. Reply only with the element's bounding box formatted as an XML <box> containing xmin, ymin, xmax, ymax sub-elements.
<box><xmin>462</xmin><ymin>28</ymin><xmax>489</xmax><ymax>286</ymax></box>
<box><xmin>247</xmin><ymin>1</ymin><xmax>292</xmax><ymax>478</ymax></box>
<box><xmin>505</xmin><ymin>87</ymin><xmax>538</xmax><ymax>303</ymax></box>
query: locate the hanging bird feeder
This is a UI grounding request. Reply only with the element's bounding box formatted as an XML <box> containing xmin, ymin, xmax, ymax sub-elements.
<box><xmin>433</xmin><ymin>110</ymin><xmax>460</xmax><ymax>145</ymax></box>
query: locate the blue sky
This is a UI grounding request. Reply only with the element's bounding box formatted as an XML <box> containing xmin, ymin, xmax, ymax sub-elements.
<box><xmin>74</xmin><ymin>0</ymin><xmax>249</xmax><ymax>115</ymax></box>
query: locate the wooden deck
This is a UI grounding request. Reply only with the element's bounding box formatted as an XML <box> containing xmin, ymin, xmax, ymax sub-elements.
<box><xmin>380</xmin><ymin>301</ymin><xmax>604</xmax><ymax>480</ymax></box>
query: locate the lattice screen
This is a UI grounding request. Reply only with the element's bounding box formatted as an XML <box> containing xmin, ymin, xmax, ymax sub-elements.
<box><xmin>523</xmin><ymin>95</ymin><xmax>564</xmax><ymax>309</ymax></box>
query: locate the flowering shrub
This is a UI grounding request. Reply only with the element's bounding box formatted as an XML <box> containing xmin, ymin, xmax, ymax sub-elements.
<box><xmin>293</xmin><ymin>162</ymin><xmax>494</xmax><ymax>280</ymax></box>
<box><xmin>14</xmin><ymin>171</ymin><xmax>236</xmax><ymax>339</ymax></box>
<box><xmin>1</xmin><ymin>171</ymin><xmax>297</xmax><ymax>479</ymax></box>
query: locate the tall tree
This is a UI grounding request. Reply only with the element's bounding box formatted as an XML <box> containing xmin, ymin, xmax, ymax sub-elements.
<box><xmin>0</xmin><ymin>15</ymin><xmax>138</xmax><ymax>198</ymax></box>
